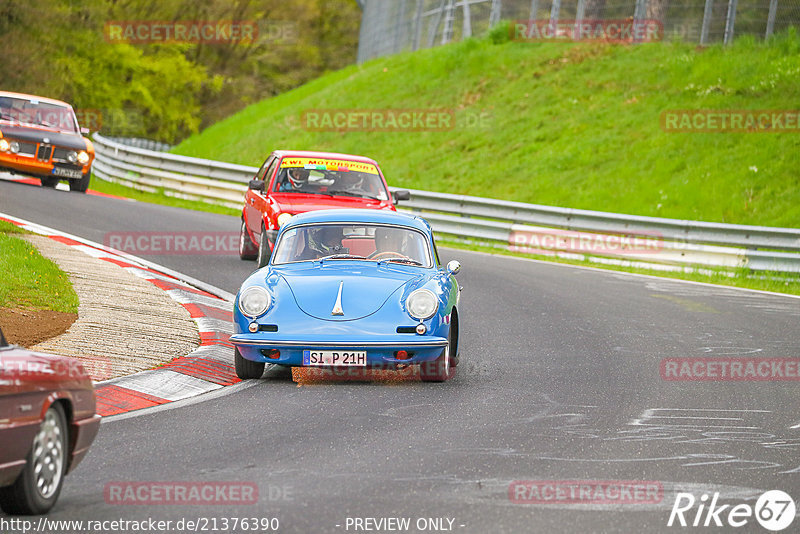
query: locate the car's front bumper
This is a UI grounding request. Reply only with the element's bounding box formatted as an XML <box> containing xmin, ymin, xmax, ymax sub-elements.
<box><xmin>231</xmin><ymin>333</ymin><xmax>447</xmax><ymax>367</ymax></box>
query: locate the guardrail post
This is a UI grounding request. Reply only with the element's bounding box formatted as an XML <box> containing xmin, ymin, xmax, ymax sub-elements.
<box><xmin>765</xmin><ymin>0</ymin><xmax>778</xmax><ymax>38</ymax></box>
<box><xmin>700</xmin><ymin>0</ymin><xmax>713</xmax><ymax>44</ymax></box>
<box><xmin>412</xmin><ymin>0</ymin><xmax>424</xmax><ymax>51</ymax></box>
<box><xmin>550</xmin><ymin>0</ymin><xmax>561</xmax><ymax>27</ymax></box>
<box><xmin>723</xmin><ymin>0</ymin><xmax>738</xmax><ymax>44</ymax></box>
<box><xmin>489</xmin><ymin>0</ymin><xmax>502</xmax><ymax>28</ymax></box>
<box><xmin>441</xmin><ymin>0</ymin><xmax>456</xmax><ymax>44</ymax></box>
<box><xmin>530</xmin><ymin>0</ymin><xmax>540</xmax><ymax>20</ymax></box>
<box><xmin>462</xmin><ymin>0</ymin><xmax>473</xmax><ymax>38</ymax></box>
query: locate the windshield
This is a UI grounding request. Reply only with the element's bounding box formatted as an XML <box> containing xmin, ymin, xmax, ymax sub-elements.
<box><xmin>0</xmin><ymin>96</ymin><xmax>78</xmax><ymax>132</ymax></box>
<box><xmin>273</xmin><ymin>157</ymin><xmax>389</xmax><ymax>201</ymax></box>
<box><xmin>272</xmin><ymin>223</ymin><xmax>432</xmax><ymax>267</ymax></box>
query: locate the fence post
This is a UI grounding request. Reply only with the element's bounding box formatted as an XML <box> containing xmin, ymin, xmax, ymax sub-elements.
<box><xmin>632</xmin><ymin>0</ymin><xmax>649</xmax><ymax>42</ymax></box>
<box><xmin>442</xmin><ymin>0</ymin><xmax>456</xmax><ymax>44</ymax></box>
<box><xmin>723</xmin><ymin>0</ymin><xmax>738</xmax><ymax>44</ymax></box>
<box><xmin>463</xmin><ymin>0</ymin><xmax>473</xmax><ymax>38</ymax></box>
<box><xmin>489</xmin><ymin>0</ymin><xmax>502</xmax><ymax>28</ymax></box>
<box><xmin>550</xmin><ymin>0</ymin><xmax>561</xmax><ymax>27</ymax></box>
<box><xmin>765</xmin><ymin>0</ymin><xmax>778</xmax><ymax>38</ymax></box>
<box><xmin>574</xmin><ymin>0</ymin><xmax>586</xmax><ymax>40</ymax></box>
<box><xmin>530</xmin><ymin>0</ymin><xmax>540</xmax><ymax>20</ymax></box>
<box><xmin>427</xmin><ymin>0</ymin><xmax>447</xmax><ymax>47</ymax></box>
<box><xmin>412</xmin><ymin>0</ymin><xmax>423</xmax><ymax>51</ymax></box>
<box><xmin>700</xmin><ymin>0</ymin><xmax>713</xmax><ymax>44</ymax></box>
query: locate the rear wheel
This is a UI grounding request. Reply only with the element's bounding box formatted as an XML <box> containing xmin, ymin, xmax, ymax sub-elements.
<box><xmin>0</xmin><ymin>403</ymin><xmax>68</xmax><ymax>515</ymax></box>
<box><xmin>256</xmin><ymin>227</ymin><xmax>271</xmax><ymax>268</ymax></box>
<box><xmin>239</xmin><ymin>220</ymin><xmax>258</xmax><ymax>260</ymax></box>
<box><xmin>70</xmin><ymin>172</ymin><xmax>90</xmax><ymax>193</ymax></box>
<box><xmin>40</xmin><ymin>176</ymin><xmax>59</xmax><ymax>188</ymax></box>
<box><xmin>420</xmin><ymin>328</ymin><xmax>454</xmax><ymax>382</ymax></box>
<box><xmin>235</xmin><ymin>347</ymin><xmax>265</xmax><ymax>379</ymax></box>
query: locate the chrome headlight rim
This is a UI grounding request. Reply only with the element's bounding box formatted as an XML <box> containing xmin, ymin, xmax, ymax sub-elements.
<box><xmin>9</xmin><ymin>141</ymin><xmax>19</xmax><ymax>154</ymax></box>
<box><xmin>406</xmin><ymin>288</ymin><xmax>439</xmax><ymax>320</ymax></box>
<box><xmin>238</xmin><ymin>286</ymin><xmax>272</xmax><ymax>318</ymax></box>
<box><xmin>76</xmin><ymin>150</ymin><xmax>90</xmax><ymax>165</ymax></box>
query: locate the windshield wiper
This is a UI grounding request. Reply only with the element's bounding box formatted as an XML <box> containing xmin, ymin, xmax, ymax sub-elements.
<box><xmin>319</xmin><ymin>254</ymin><xmax>368</xmax><ymax>261</ymax></box>
<box><xmin>378</xmin><ymin>257</ymin><xmax>423</xmax><ymax>266</ymax></box>
<box><xmin>325</xmin><ymin>189</ymin><xmax>380</xmax><ymax>200</ymax></box>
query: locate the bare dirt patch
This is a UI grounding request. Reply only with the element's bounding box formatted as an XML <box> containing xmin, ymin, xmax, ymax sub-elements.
<box><xmin>0</xmin><ymin>307</ymin><xmax>77</xmax><ymax>348</ymax></box>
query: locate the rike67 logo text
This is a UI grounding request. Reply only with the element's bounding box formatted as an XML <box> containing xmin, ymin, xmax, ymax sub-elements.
<box><xmin>668</xmin><ymin>490</ymin><xmax>796</xmax><ymax>531</ymax></box>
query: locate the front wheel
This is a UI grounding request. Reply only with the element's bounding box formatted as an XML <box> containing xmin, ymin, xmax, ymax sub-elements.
<box><xmin>70</xmin><ymin>172</ymin><xmax>90</xmax><ymax>193</ymax></box>
<box><xmin>0</xmin><ymin>403</ymin><xmax>68</xmax><ymax>515</ymax></box>
<box><xmin>40</xmin><ymin>176</ymin><xmax>59</xmax><ymax>188</ymax></box>
<box><xmin>235</xmin><ymin>347</ymin><xmax>265</xmax><ymax>379</ymax></box>
<box><xmin>239</xmin><ymin>220</ymin><xmax>258</xmax><ymax>260</ymax></box>
<box><xmin>420</xmin><ymin>328</ymin><xmax>455</xmax><ymax>382</ymax></box>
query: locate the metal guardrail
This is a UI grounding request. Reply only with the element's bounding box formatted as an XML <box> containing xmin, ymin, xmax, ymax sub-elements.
<box><xmin>92</xmin><ymin>133</ymin><xmax>800</xmax><ymax>273</ymax></box>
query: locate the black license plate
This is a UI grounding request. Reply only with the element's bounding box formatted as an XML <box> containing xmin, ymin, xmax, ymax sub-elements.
<box><xmin>52</xmin><ymin>166</ymin><xmax>82</xmax><ymax>179</ymax></box>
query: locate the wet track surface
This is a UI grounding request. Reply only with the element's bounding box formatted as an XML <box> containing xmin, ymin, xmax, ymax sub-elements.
<box><xmin>1</xmin><ymin>179</ymin><xmax>799</xmax><ymax>533</ymax></box>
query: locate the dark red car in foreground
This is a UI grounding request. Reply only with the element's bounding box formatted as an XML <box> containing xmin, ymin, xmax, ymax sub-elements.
<box><xmin>0</xmin><ymin>327</ymin><xmax>101</xmax><ymax>515</ymax></box>
<box><xmin>239</xmin><ymin>150</ymin><xmax>409</xmax><ymax>267</ymax></box>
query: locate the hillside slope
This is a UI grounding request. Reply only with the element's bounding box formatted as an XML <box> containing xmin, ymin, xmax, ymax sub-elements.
<box><xmin>174</xmin><ymin>27</ymin><xmax>800</xmax><ymax>227</ymax></box>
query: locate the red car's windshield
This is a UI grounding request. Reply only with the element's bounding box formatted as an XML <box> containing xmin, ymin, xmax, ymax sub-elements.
<box><xmin>273</xmin><ymin>157</ymin><xmax>389</xmax><ymax>201</ymax></box>
<box><xmin>0</xmin><ymin>96</ymin><xmax>78</xmax><ymax>133</ymax></box>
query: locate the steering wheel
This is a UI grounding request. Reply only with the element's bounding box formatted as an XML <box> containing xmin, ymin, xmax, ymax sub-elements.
<box><xmin>369</xmin><ymin>251</ymin><xmax>411</xmax><ymax>261</ymax></box>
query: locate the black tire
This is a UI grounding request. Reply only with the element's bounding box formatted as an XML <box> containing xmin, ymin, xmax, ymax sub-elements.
<box><xmin>0</xmin><ymin>403</ymin><xmax>68</xmax><ymax>515</ymax></box>
<box><xmin>420</xmin><ymin>327</ymin><xmax>454</xmax><ymax>382</ymax></box>
<box><xmin>40</xmin><ymin>176</ymin><xmax>59</xmax><ymax>188</ymax></box>
<box><xmin>235</xmin><ymin>347</ymin><xmax>265</xmax><ymax>379</ymax></box>
<box><xmin>239</xmin><ymin>220</ymin><xmax>258</xmax><ymax>260</ymax></box>
<box><xmin>70</xmin><ymin>171</ymin><xmax>90</xmax><ymax>193</ymax></box>
<box><xmin>256</xmin><ymin>227</ymin><xmax>271</xmax><ymax>268</ymax></box>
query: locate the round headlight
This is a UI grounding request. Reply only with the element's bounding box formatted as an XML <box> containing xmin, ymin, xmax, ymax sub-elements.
<box><xmin>9</xmin><ymin>141</ymin><xmax>19</xmax><ymax>154</ymax></box>
<box><xmin>406</xmin><ymin>289</ymin><xmax>438</xmax><ymax>320</ymax></box>
<box><xmin>239</xmin><ymin>287</ymin><xmax>272</xmax><ymax>318</ymax></box>
<box><xmin>67</xmin><ymin>150</ymin><xmax>78</xmax><ymax>163</ymax></box>
<box><xmin>0</xmin><ymin>139</ymin><xmax>9</xmax><ymax>152</ymax></box>
<box><xmin>277</xmin><ymin>213</ymin><xmax>293</xmax><ymax>227</ymax></box>
<box><xmin>77</xmin><ymin>150</ymin><xmax>90</xmax><ymax>165</ymax></box>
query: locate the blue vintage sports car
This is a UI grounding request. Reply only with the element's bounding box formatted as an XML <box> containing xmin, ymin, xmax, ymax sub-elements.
<box><xmin>231</xmin><ymin>209</ymin><xmax>462</xmax><ymax>382</ymax></box>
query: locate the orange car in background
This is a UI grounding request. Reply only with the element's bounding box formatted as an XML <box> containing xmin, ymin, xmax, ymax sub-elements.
<box><xmin>0</xmin><ymin>91</ymin><xmax>95</xmax><ymax>192</ymax></box>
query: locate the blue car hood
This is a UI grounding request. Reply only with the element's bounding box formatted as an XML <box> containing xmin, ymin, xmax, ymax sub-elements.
<box><xmin>276</xmin><ymin>262</ymin><xmax>423</xmax><ymax>321</ymax></box>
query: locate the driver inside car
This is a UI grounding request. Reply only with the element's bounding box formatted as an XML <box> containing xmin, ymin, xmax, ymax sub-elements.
<box><xmin>279</xmin><ymin>168</ymin><xmax>310</xmax><ymax>192</ymax></box>
<box><xmin>296</xmin><ymin>226</ymin><xmax>348</xmax><ymax>260</ymax></box>
<box><xmin>369</xmin><ymin>228</ymin><xmax>407</xmax><ymax>258</ymax></box>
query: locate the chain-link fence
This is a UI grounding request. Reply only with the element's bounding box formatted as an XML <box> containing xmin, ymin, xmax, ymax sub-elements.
<box><xmin>357</xmin><ymin>0</ymin><xmax>800</xmax><ymax>61</ymax></box>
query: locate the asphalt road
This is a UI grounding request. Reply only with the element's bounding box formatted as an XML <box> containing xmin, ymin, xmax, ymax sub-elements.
<box><xmin>2</xmin><ymin>178</ymin><xmax>799</xmax><ymax>534</ymax></box>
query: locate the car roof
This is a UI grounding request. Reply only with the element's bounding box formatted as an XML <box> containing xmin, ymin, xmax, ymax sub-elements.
<box><xmin>284</xmin><ymin>209</ymin><xmax>432</xmax><ymax>233</ymax></box>
<box><xmin>270</xmin><ymin>150</ymin><xmax>379</xmax><ymax>166</ymax></box>
<box><xmin>0</xmin><ymin>91</ymin><xmax>72</xmax><ymax>108</ymax></box>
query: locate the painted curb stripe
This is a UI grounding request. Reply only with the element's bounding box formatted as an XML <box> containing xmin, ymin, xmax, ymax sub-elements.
<box><xmin>1</xmin><ymin>211</ymin><xmax>238</xmax><ymax>419</ymax></box>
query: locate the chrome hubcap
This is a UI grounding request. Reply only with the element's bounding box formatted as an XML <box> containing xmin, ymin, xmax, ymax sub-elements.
<box><xmin>32</xmin><ymin>410</ymin><xmax>64</xmax><ymax>499</ymax></box>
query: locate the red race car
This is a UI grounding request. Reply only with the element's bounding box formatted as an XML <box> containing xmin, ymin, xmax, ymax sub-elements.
<box><xmin>0</xmin><ymin>327</ymin><xmax>101</xmax><ymax>515</ymax></box>
<box><xmin>239</xmin><ymin>150</ymin><xmax>410</xmax><ymax>267</ymax></box>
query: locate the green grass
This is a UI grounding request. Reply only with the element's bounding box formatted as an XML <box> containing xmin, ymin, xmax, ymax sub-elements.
<box><xmin>173</xmin><ymin>27</ymin><xmax>800</xmax><ymax>228</ymax></box>
<box><xmin>89</xmin><ymin>177</ymin><xmax>239</xmax><ymax>217</ymax></box>
<box><xmin>0</xmin><ymin>221</ymin><xmax>79</xmax><ymax>313</ymax></box>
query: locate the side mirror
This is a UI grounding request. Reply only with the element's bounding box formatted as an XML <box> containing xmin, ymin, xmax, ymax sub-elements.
<box><xmin>80</xmin><ymin>127</ymin><xmax>90</xmax><ymax>135</ymax></box>
<box><xmin>393</xmin><ymin>190</ymin><xmax>410</xmax><ymax>204</ymax></box>
<box><xmin>446</xmin><ymin>260</ymin><xmax>461</xmax><ymax>275</ymax></box>
<box><xmin>248</xmin><ymin>179</ymin><xmax>265</xmax><ymax>192</ymax></box>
